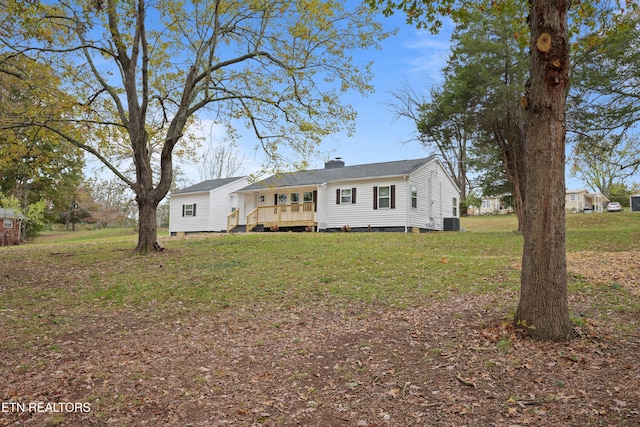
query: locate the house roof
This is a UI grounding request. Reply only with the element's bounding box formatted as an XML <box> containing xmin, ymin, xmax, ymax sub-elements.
<box><xmin>171</xmin><ymin>176</ymin><xmax>247</xmax><ymax>195</ymax></box>
<box><xmin>0</xmin><ymin>208</ymin><xmax>26</xmax><ymax>220</ymax></box>
<box><xmin>566</xmin><ymin>189</ymin><xmax>589</xmax><ymax>194</ymax></box>
<box><xmin>588</xmin><ymin>191</ymin><xmax>609</xmax><ymax>201</ymax></box>
<box><xmin>239</xmin><ymin>156</ymin><xmax>438</xmax><ymax>192</ymax></box>
<box><xmin>566</xmin><ymin>189</ymin><xmax>609</xmax><ymax>202</ymax></box>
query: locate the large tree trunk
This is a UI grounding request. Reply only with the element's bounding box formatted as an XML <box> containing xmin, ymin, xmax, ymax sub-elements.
<box><xmin>135</xmin><ymin>196</ymin><xmax>160</xmax><ymax>254</ymax></box>
<box><xmin>514</xmin><ymin>0</ymin><xmax>574</xmax><ymax>341</ymax></box>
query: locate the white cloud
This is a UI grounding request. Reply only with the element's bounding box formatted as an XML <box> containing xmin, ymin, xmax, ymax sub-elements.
<box><xmin>401</xmin><ymin>29</ymin><xmax>451</xmax><ymax>82</ymax></box>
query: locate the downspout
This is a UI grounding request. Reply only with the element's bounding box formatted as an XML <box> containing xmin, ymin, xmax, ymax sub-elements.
<box><xmin>429</xmin><ymin>170</ymin><xmax>437</xmax><ymax>230</ymax></box>
<box><xmin>317</xmin><ymin>182</ymin><xmax>328</xmax><ymax>232</ymax></box>
<box><xmin>439</xmin><ymin>181</ymin><xmax>443</xmax><ymax>230</ymax></box>
<box><xmin>404</xmin><ymin>176</ymin><xmax>409</xmax><ymax>233</ymax></box>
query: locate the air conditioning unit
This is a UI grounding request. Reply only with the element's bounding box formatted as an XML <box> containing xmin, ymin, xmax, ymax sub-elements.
<box><xmin>443</xmin><ymin>217</ymin><xmax>460</xmax><ymax>231</ymax></box>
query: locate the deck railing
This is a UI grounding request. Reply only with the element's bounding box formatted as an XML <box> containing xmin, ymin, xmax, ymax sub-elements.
<box><xmin>226</xmin><ymin>209</ymin><xmax>240</xmax><ymax>233</ymax></box>
<box><xmin>246</xmin><ymin>204</ymin><xmax>315</xmax><ymax>232</ymax></box>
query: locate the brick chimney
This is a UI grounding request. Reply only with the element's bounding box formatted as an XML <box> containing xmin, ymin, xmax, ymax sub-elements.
<box><xmin>325</xmin><ymin>157</ymin><xmax>345</xmax><ymax>169</ymax></box>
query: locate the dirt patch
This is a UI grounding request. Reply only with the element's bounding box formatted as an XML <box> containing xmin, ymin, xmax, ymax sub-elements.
<box><xmin>1</xmin><ymin>253</ymin><xmax>639</xmax><ymax>426</ymax></box>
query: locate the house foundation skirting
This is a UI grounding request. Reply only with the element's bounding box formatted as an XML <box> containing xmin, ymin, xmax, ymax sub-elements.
<box><xmin>321</xmin><ymin>226</ymin><xmax>435</xmax><ymax>233</ymax></box>
<box><xmin>170</xmin><ymin>225</ymin><xmax>446</xmax><ymax>235</ymax></box>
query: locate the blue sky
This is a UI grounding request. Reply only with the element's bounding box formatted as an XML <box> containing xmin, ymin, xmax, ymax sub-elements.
<box><xmin>76</xmin><ymin>3</ymin><xmax>639</xmax><ymax>195</ymax></box>
<box><xmin>179</xmin><ymin>12</ymin><xmax>455</xmax><ymax>183</ymax></box>
<box><xmin>173</xmin><ymin>7</ymin><xmax>602</xmax><ymax>191</ymax></box>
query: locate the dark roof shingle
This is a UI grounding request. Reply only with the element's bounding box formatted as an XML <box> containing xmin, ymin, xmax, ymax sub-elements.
<box><xmin>172</xmin><ymin>176</ymin><xmax>246</xmax><ymax>195</ymax></box>
<box><xmin>239</xmin><ymin>157</ymin><xmax>436</xmax><ymax>191</ymax></box>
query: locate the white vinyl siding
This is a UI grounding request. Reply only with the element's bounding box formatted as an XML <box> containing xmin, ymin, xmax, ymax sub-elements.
<box><xmin>234</xmin><ymin>158</ymin><xmax>460</xmax><ymax>232</ymax></box>
<box><xmin>322</xmin><ymin>159</ymin><xmax>459</xmax><ymax>231</ymax></box>
<box><xmin>408</xmin><ymin>160</ymin><xmax>459</xmax><ymax>231</ymax></box>
<box><xmin>324</xmin><ymin>179</ymin><xmax>407</xmax><ymax>229</ymax></box>
<box><xmin>170</xmin><ymin>193</ymin><xmax>210</xmax><ymax>232</ymax></box>
<box><xmin>169</xmin><ymin>177</ymin><xmax>249</xmax><ymax>234</ymax></box>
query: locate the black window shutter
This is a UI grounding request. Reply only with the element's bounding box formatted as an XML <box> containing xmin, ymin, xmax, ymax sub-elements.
<box><xmin>193</xmin><ymin>203</ymin><xmax>197</xmax><ymax>216</ymax></box>
<box><xmin>274</xmin><ymin>194</ymin><xmax>278</xmax><ymax>205</ymax></box>
<box><xmin>352</xmin><ymin>188</ymin><xmax>357</xmax><ymax>204</ymax></box>
<box><xmin>391</xmin><ymin>185</ymin><xmax>396</xmax><ymax>209</ymax></box>
<box><xmin>313</xmin><ymin>190</ymin><xmax>317</xmax><ymax>212</ymax></box>
<box><xmin>373</xmin><ymin>186</ymin><xmax>378</xmax><ymax>210</ymax></box>
<box><xmin>182</xmin><ymin>204</ymin><xmax>185</xmax><ymax>217</ymax></box>
<box><xmin>336</xmin><ymin>189</ymin><xmax>341</xmax><ymax>204</ymax></box>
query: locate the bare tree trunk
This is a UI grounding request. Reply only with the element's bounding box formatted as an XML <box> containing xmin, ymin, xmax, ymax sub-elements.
<box><xmin>457</xmin><ymin>156</ymin><xmax>468</xmax><ymax>216</ymax></box>
<box><xmin>512</xmin><ymin>114</ymin><xmax>526</xmax><ymax>234</ymax></box>
<box><xmin>498</xmin><ymin>128</ymin><xmax>526</xmax><ymax>233</ymax></box>
<box><xmin>514</xmin><ymin>0</ymin><xmax>574</xmax><ymax>341</ymax></box>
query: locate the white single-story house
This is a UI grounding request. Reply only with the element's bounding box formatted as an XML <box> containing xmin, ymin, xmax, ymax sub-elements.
<box><xmin>565</xmin><ymin>189</ymin><xmax>609</xmax><ymax>213</ymax></box>
<box><xmin>169</xmin><ymin>176</ymin><xmax>250</xmax><ymax>235</ymax></box>
<box><xmin>631</xmin><ymin>192</ymin><xmax>640</xmax><ymax>212</ymax></box>
<box><xmin>471</xmin><ymin>196</ymin><xmax>514</xmax><ymax>216</ymax></box>
<box><xmin>229</xmin><ymin>156</ymin><xmax>461</xmax><ymax>232</ymax></box>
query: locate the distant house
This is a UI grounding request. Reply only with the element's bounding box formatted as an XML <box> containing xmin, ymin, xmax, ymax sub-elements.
<box><xmin>631</xmin><ymin>192</ymin><xmax>640</xmax><ymax>212</ymax></box>
<box><xmin>565</xmin><ymin>189</ymin><xmax>609</xmax><ymax>213</ymax></box>
<box><xmin>169</xmin><ymin>176</ymin><xmax>250</xmax><ymax>235</ymax></box>
<box><xmin>0</xmin><ymin>208</ymin><xmax>26</xmax><ymax>246</ymax></box>
<box><xmin>472</xmin><ymin>196</ymin><xmax>514</xmax><ymax>216</ymax></box>
<box><xmin>230</xmin><ymin>156</ymin><xmax>461</xmax><ymax>232</ymax></box>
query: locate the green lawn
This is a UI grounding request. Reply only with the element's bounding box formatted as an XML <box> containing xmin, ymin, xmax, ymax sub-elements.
<box><xmin>1</xmin><ymin>227</ymin><xmax>521</xmax><ymax>322</ymax></box>
<box><xmin>1</xmin><ymin>213</ymin><xmax>639</xmax><ymax>426</ymax></box>
<box><xmin>1</xmin><ymin>213</ymin><xmax>637</xmax><ymax>324</ymax></box>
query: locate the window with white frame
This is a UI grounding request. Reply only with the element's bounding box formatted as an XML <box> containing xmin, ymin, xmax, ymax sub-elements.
<box><xmin>452</xmin><ymin>197</ymin><xmax>458</xmax><ymax>216</ymax></box>
<box><xmin>341</xmin><ymin>189</ymin><xmax>352</xmax><ymax>204</ymax></box>
<box><xmin>182</xmin><ymin>204</ymin><xmax>196</xmax><ymax>217</ymax></box>
<box><xmin>411</xmin><ymin>186</ymin><xmax>417</xmax><ymax>208</ymax></box>
<box><xmin>3</xmin><ymin>219</ymin><xmax>13</xmax><ymax>229</ymax></box>
<box><xmin>258</xmin><ymin>195</ymin><xmax>265</xmax><ymax>203</ymax></box>
<box><xmin>481</xmin><ymin>199</ymin><xmax>491</xmax><ymax>208</ymax></box>
<box><xmin>291</xmin><ymin>192</ymin><xmax>300</xmax><ymax>204</ymax></box>
<box><xmin>378</xmin><ymin>186</ymin><xmax>390</xmax><ymax>208</ymax></box>
<box><xmin>373</xmin><ymin>185</ymin><xmax>394</xmax><ymax>209</ymax></box>
<box><xmin>278</xmin><ymin>193</ymin><xmax>287</xmax><ymax>205</ymax></box>
<box><xmin>336</xmin><ymin>188</ymin><xmax>356</xmax><ymax>204</ymax></box>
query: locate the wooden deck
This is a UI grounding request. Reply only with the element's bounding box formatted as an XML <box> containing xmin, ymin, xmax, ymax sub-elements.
<box><xmin>227</xmin><ymin>209</ymin><xmax>240</xmax><ymax>233</ymax></box>
<box><xmin>228</xmin><ymin>204</ymin><xmax>316</xmax><ymax>232</ymax></box>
